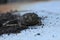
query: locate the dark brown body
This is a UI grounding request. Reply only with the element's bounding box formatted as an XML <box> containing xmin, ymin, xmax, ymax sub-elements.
<box><xmin>0</xmin><ymin>12</ymin><xmax>42</xmax><ymax>35</ymax></box>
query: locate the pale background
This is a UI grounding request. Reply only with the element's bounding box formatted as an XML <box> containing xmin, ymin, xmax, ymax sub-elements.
<box><xmin>0</xmin><ymin>0</ymin><xmax>59</xmax><ymax>12</ymax></box>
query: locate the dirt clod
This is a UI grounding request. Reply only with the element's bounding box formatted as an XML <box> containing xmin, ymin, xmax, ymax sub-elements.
<box><xmin>0</xmin><ymin>11</ymin><xmax>42</xmax><ymax>35</ymax></box>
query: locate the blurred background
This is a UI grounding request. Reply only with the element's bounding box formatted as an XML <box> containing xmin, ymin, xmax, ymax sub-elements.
<box><xmin>0</xmin><ymin>0</ymin><xmax>49</xmax><ymax>4</ymax></box>
<box><xmin>0</xmin><ymin>0</ymin><xmax>49</xmax><ymax>12</ymax></box>
<box><xmin>0</xmin><ymin>0</ymin><xmax>59</xmax><ymax>12</ymax></box>
<box><xmin>0</xmin><ymin>0</ymin><xmax>60</xmax><ymax>4</ymax></box>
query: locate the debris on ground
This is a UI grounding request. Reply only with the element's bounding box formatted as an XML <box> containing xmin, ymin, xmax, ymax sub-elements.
<box><xmin>0</xmin><ymin>11</ymin><xmax>42</xmax><ymax>35</ymax></box>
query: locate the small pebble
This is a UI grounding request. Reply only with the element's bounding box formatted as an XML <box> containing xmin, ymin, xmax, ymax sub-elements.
<box><xmin>36</xmin><ymin>33</ymin><xmax>40</xmax><ymax>35</ymax></box>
